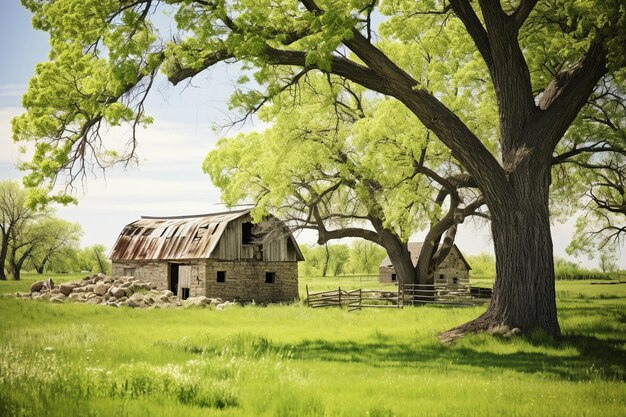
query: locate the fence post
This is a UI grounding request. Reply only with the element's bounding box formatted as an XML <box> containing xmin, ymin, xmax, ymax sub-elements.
<box><xmin>397</xmin><ymin>284</ymin><xmax>401</xmax><ymax>308</ymax></box>
<box><xmin>338</xmin><ymin>286</ymin><xmax>342</xmax><ymax>308</ymax></box>
<box><xmin>359</xmin><ymin>288</ymin><xmax>362</xmax><ymax>310</ymax></box>
<box><xmin>306</xmin><ymin>285</ymin><xmax>310</xmax><ymax>307</ymax></box>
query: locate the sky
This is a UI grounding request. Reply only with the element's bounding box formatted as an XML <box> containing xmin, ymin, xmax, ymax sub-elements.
<box><xmin>0</xmin><ymin>2</ymin><xmax>623</xmax><ymax>269</ymax></box>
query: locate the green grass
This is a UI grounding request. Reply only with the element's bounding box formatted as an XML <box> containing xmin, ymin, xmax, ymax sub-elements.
<box><xmin>0</xmin><ymin>275</ymin><xmax>625</xmax><ymax>416</ymax></box>
<box><xmin>0</xmin><ymin>271</ymin><xmax>86</xmax><ymax>294</ymax></box>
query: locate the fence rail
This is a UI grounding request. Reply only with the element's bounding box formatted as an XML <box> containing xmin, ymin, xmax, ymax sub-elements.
<box><xmin>306</xmin><ymin>283</ymin><xmax>490</xmax><ymax>310</ymax></box>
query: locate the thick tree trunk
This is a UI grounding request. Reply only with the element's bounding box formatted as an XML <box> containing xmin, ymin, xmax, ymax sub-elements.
<box><xmin>440</xmin><ymin>162</ymin><xmax>560</xmax><ymax>341</ymax></box>
<box><xmin>11</xmin><ymin>248</ymin><xmax>32</xmax><ymax>281</ymax></box>
<box><xmin>0</xmin><ymin>233</ymin><xmax>8</xmax><ymax>280</ymax></box>
<box><xmin>321</xmin><ymin>244</ymin><xmax>329</xmax><ymax>277</ymax></box>
<box><xmin>374</xmin><ymin>226</ymin><xmax>416</xmax><ymax>285</ymax></box>
<box><xmin>385</xmin><ymin>243</ymin><xmax>415</xmax><ymax>285</ymax></box>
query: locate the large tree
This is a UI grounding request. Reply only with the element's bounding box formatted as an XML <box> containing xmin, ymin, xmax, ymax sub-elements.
<box><xmin>13</xmin><ymin>0</ymin><xmax>626</xmax><ymax>338</ymax></box>
<box><xmin>205</xmin><ymin>75</ymin><xmax>486</xmax><ymax>286</ymax></box>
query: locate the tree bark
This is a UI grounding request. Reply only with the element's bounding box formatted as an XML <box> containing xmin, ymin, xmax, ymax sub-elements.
<box><xmin>10</xmin><ymin>247</ymin><xmax>32</xmax><ymax>281</ymax></box>
<box><xmin>0</xmin><ymin>233</ymin><xmax>8</xmax><ymax>280</ymax></box>
<box><xmin>440</xmin><ymin>161</ymin><xmax>560</xmax><ymax>341</ymax></box>
<box><xmin>321</xmin><ymin>244</ymin><xmax>329</xmax><ymax>277</ymax></box>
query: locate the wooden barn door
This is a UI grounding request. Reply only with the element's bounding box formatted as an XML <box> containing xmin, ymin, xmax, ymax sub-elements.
<box><xmin>179</xmin><ymin>265</ymin><xmax>192</xmax><ymax>300</ymax></box>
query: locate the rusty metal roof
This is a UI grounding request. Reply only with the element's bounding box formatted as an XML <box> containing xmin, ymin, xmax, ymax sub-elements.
<box><xmin>110</xmin><ymin>209</ymin><xmax>252</xmax><ymax>261</ymax></box>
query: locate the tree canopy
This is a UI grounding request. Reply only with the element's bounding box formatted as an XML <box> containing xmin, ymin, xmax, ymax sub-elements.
<box><xmin>205</xmin><ymin>74</ymin><xmax>486</xmax><ymax>284</ymax></box>
<box><xmin>14</xmin><ymin>0</ymin><xmax>626</xmax><ymax>339</ymax></box>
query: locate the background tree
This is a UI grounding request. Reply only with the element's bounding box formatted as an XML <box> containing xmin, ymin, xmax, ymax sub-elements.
<box><xmin>76</xmin><ymin>244</ymin><xmax>111</xmax><ymax>275</ymax></box>
<box><xmin>299</xmin><ymin>242</ymin><xmax>386</xmax><ymax>276</ymax></box>
<box><xmin>13</xmin><ymin>0</ymin><xmax>626</xmax><ymax>338</ymax></box>
<box><xmin>0</xmin><ymin>181</ymin><xmax>36</xmax><ymax>280</ymax></box>
<box><xmin>347</xmin><ymin>240</ymin><xmax>386</xmax><ymax>275</ymax></box>
<box><xmin>27</xmin><ymin>217</ymin><xmax>82</xmax><ymax>274</ymax></box>
<box><xmin>598</xmin><ymin>251</ymin><xmax>618</xmax><ymax>274</ymax></box>
<box><xmin>553</xmin><ymin>76</ymin><xmax>626</xmax><ymax>257</ymax></box>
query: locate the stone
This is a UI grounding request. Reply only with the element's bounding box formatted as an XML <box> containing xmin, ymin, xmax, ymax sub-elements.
<box><xmin>209</xmin><ymin>298</ymin><xmax>224</xmax><ymax>306</ymax></box>
<box><xmin>59</xmin><ymin>282</ymin><xmax>81</xmax><ymax>296</ymax></box>
<box><xmin>68</xmin><ymin>293</ymin><xmax>87</xmax><ymax>301</ymax></box>
<box><xmin>30</xmin><ymin>280</ymin><xmax>46</xmax><ymax>293</ymax></box>
<box><xmin>50</xmin><ymin>296</ymin><xmax>65</xmax><ymax>303</ymax></box>
<box><xmin>183</xmin><ymin>296</ymin><xmax>211</xmax><ymax>307</ymax></box>
<box><xmin>94</xmin><ymin>283</ymin><xmax>111</xmax><ymax>296</ymax></box>
<box><xmin>122</xmin><ymin>299</ymin><xmax>139</xmax><ymax>308</ymax></box>
<box><xmin>161</xmin><ymin>290</ymin><xmax>175</xmax><ymax>298</ymax></box>
<box><xmin>85</xmin><ymin>297</ymin><xmax>102</xmax><ymax>305</ymax></box>
<box><xmin>108</xmin><ymin>286</ymin><xmax>126</xmax><ymax>299</ymax></box>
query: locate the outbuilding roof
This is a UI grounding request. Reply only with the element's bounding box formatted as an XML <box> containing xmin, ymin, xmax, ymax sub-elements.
<box><xmin>379</xmin><ymin>242</ymin><xmax>471</xmax><ymax>270</ymax></box>
<box><xmin>110</xmin><ymin>209</ymin><xmax>252</xmax><ymax>261</ymax></box>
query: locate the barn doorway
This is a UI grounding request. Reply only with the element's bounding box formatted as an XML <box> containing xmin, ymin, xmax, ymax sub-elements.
<box><xmin>169</xmin><ymin>263</ymin><xmax>179</xmax><ymax>296</ymax></box>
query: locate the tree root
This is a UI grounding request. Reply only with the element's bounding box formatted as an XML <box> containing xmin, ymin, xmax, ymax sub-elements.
<box><xmin>438</xmin><ymin>313</ymin><xmax>522</xmax><ymax>344</ymax></box>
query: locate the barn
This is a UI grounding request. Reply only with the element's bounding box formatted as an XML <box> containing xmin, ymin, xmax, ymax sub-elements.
<box><xmin>379</xmin><ymin>242</ymin><xmax>471</xmax><ymax>286</ymax></box>
<box><xmin>110</xmin><ymin>209</ymin><xmax>304</xmax><ymax>303</ymax></box>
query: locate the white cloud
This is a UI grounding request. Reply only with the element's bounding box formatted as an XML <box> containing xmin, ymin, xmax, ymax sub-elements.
<box><xmin>0</xmin><ymin>106</ymin><xmax>23</xmax><ymax>165</ymax></box>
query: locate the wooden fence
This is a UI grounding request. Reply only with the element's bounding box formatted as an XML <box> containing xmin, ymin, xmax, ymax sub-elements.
<box><xmin>306</xmin><ymin>286</ymin><xmax>402</xmax><ymax>311</ymax></box>
<box><xmin>306</xmin><ymin>283</ymin><xmax>491</xmax><ymax>311</ymax></box>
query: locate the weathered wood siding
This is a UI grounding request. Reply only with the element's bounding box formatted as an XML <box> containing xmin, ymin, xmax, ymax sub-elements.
<box><xmin>210</xmin><ymin>215</ymin><xmax>299</xmax><ymax>262</ymax></box>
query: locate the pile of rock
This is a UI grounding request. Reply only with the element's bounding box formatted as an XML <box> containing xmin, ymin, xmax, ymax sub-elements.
<box><xmin>15</xmin><ymin>273</ymin><xmax>238</xmax><ymax>309</ymax></box>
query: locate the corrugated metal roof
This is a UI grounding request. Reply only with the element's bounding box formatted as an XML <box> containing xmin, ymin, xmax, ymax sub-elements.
<box><xmin>379</xmin><ymin>242</ymin><xmax>471</xmax><ymax>270</ymax></box>
<box><xmin>110</xmin><ymin>209</ymin><xmax>252</xmax><ymax>261</ymax></box>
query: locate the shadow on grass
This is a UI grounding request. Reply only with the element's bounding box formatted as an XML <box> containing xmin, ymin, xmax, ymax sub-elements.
<box><xmin>284</xmin><ymin>334</ymin><xmax>626</xmax><ymax>382</ymax></box>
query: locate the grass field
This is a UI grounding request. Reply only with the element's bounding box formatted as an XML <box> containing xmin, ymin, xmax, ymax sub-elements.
<box><xmin>0</xmin><ymin>273</ymin><xmax>624</xmax><ymax>416</ymax></box>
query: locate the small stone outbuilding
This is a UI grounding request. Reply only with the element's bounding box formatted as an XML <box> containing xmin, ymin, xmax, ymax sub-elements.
<box><xmin>110</xmin><ymin>209</ymin><xmax>304</xmax><ymax>303</ymax></box>
<box><xmin>379</xmin><ymin>242</ymin><xmax>471</xmax><ymax>286</ymax></box>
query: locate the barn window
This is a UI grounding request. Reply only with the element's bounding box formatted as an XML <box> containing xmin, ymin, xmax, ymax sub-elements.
<box><xmin>265</xmin><ymin>272</ymin><xmax>276</xmax><ymax>284</ymax></box>
<box><xmin>216</xmin><ymin>271</ymin><xmax>226</xmax><ymax>283</ymax></box>
<box><xmin>439</xmin><ymin>274</ymin><xmax>445</xmax><ymax>281</ymax></box>
<box><xmin>391</xmin><ymin>273</ymin><xmax>397</xmax><ymax>282</ymax></box>
<box><xmin>123</xmin><ymin>268</ymin><xmax>135</xmax><ymax>277</ymax></box>
<box><xmin>242</xmin><ymin>222</ymin><xmax>254</xmax><ymax>244</ymax></box>
<box><xmin>452</xmin><ymin>277</ymin><xmax>459</xmax><ymax>285</ymax></box>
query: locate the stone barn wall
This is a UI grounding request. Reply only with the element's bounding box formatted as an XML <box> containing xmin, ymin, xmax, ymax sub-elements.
<box><xmin>112</xmin><ymin>261</ymin><xmax>168</xmax><ymax>289</ymax></box>
<box><xmin>205</xmin><ymin>260</ymin><xmax>298</xmax><ymax>304</ymax></box>
<box><xmin>113</xmin><ymin>259</ymin><xmax>299</xmax><ymax>303</ymax></box>
<box><xmin>378</xmin><ymin>266</ymin><xmax>398</xmax><ymax>284</ymax></box>
<box><xmin>111</xmin><ymin>260</ymin><xmax>207</xmax><ymax>298</ymax></box>
<box><xmin>433</xmin><ymin>249</ymin><xmax>470</xmax><ymax>287</ymax></box>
